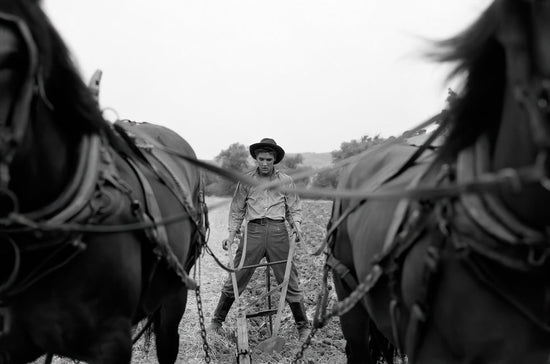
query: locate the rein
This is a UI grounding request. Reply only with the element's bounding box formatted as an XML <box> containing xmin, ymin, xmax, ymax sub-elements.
<box><xmin>0</xmin><ymin>197</ymin><xmax>227</xmax><ymax>234</ymax></box>
<box><xmin>151</xmin><ymin>133</ymin><xmax>549</xmax><ymax>202</ymax></box>
<box><xmin>0</xmin><ymin>128</ymin><xmax>545</xmax><ymax>242</ymax></box>
<box><xmin>0</xmin><ymin>13</ymin><xmax>38</xmax><ymax>207</ymax></box>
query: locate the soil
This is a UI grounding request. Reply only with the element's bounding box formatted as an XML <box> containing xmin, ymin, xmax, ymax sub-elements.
<box><xmin>39</xmin><ymin>197</ymin><xmax>347</xmax><ymax>364</ymax></box>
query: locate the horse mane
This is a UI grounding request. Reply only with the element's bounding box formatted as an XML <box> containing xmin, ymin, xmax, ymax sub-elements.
<box><xmin>430</xmin><ymin>1</ymin><xmax>505</xmax><ymax>161</ymax></box>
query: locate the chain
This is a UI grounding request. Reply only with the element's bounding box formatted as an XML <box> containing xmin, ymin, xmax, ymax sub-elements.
<box><xmin>293</xmin><ymin>263</ymin><xmax>377</xmax><ymax>363</ymax></box>
<box><xmin>293</xmin><ymin>267</ymin><xmax>330</xmax><ymax>363</ymax></box>
<box><xmin>292</xmin><ymin>295</ymin><xmax>346</xmax><ymax>363</ymax></box>
<box><xmin>293</xmin><ymin>291</ymin><xmax>361</xmax><ymax>363</ymax></box>
<box><xmin>195</xmin><ymin>286</ymin><xmax>211</xmax><ymax>363</ymax></box>
<box><xmin>292</xmin><ymin>325</ymin><xmax>319</xmax><ymax>363</ymax></box>
<box><xmin>331</xmin><ymin>277</ymin><xmax>374</xmax><ymax>317</ymax></box>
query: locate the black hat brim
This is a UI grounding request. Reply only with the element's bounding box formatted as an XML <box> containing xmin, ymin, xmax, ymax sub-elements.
<box><xmin>249</xmin><ymin>143</ymin><xmax>285</xmax><ymax>164</ymax></box>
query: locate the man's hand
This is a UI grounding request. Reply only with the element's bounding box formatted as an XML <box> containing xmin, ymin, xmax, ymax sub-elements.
<box><xmin>222</xmin><ymin>233</ymin><xmax>237</xmax><ymax>250</ymax></box>
<box><xmin>293</xmin><ymin>222</ymin><xmax>303</xmax><ymax>242</ymax></box>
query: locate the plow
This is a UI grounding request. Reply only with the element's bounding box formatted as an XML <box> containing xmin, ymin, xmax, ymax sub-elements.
<box><xmin>222</xmin><ymin>226</ymin><xmax>300</xmax><ymax>362</ymax></box>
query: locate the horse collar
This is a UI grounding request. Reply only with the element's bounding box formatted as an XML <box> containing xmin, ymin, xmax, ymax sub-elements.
<box><xmin>0</xmin><ymin>135</ymin><xmax>104</xmax><ymax>226</ymax></box>
<box><xmin>457</xmin><ymin>136</ymin><xmax>546</xmax><ymax>244</ymax></box>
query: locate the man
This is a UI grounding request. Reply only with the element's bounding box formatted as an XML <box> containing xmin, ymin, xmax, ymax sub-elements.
<box><xmin>208</xmin><ymin>137</ymin><xmax>311</xmax><ymax>341</ymax></box>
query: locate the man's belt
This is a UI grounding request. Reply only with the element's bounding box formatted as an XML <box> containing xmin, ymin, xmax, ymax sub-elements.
<box><xmin>249</xmin><ymin>218</ymin><xmax>285</xmax><ymax>225</ymax></box>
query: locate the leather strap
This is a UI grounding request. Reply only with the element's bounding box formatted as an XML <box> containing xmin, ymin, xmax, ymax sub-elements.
<box><xmin>325</xmin><ymin>253</ymin><xmax>369</xmax><ymax>311</ymax></box>
<box><xmin>125</xmin><ymin>157</ymin><xmax>170</xmax><ymax>249</ymax></box>
<box><xmin>26</xmin><ymin>135</ymin><xmax>101</xmax><ymax>222</ymax></box>
<box><xmin>125</xmin><ymin>157</ymin><xmax>197</xmax><ymax>290</ymax></box>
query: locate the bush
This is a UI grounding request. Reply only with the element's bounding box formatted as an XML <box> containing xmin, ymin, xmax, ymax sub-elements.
<box><xmin>331</xmin><ymin>135</ymin><xmax>386</xmax><ymax>162</ymax></box>
<box><xmin>205</xmin><ymin>143</ymin><xmax>250</xmax><ymax>196</ymax></box>
<box><xmin>311</xmin><ymin>168</ymin><xmax>340</xmax><ymax>189</ymax></box>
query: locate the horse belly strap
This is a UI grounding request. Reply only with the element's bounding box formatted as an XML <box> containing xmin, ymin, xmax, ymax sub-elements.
<box><xmin>326</xmin><ymin>254</ymin><xmax>374</xmax><ymax>312</ymax></box>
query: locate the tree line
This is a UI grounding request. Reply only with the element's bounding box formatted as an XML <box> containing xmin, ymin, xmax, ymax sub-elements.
<box><xmin>204</xmin><ymin>134</ymin><xmax>393</xmax><ymax>197</ymax></box>
<box><xmin>204</xmin><ymin>89</ymin><xmax>455</xmax><ymax>197</ymax></box>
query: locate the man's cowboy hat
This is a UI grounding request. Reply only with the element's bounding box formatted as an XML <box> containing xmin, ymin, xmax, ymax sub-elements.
<box><xmin>249</xmin><ymin>138</ymin><xmax>285</xmax><ymax>164</ymax></box>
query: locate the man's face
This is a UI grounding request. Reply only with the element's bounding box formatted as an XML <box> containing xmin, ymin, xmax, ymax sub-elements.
<box><xmin>256</xmin><ymin>151</ymin><xmax>275</xmax><ymax>176</ymax></box>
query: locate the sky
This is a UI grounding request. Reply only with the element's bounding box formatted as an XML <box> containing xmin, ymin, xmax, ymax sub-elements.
<box><xmin>43</xmin><ymin>0</ymin><xmax>492</xmax><ymax>160</ymax></box>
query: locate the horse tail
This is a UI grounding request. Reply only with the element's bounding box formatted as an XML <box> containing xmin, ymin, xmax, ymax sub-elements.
<box><xmin>368</xmin><ymin>318</ymin><xmax>401</xmax><ymax>364</ymax></box>
<box><xmin>132</xmin><ymin>316</ymin><xmax>155</xmax><ymax>353</ymax></box>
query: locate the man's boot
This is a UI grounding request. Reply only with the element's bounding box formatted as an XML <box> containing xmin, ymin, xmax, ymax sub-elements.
<box><xmin>289</xmin><ymin>301</ymin><xmax>311</xmax><ymax>341</ymax></box>
<box><xmin>208</xmin><ymin>292</ymin><xmax>234</xmax><ymax>334</ymax></box>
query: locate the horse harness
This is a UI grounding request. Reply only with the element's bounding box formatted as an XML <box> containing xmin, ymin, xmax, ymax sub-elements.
<box><xmin>0</xmin><ymin>12</ymin><xmax>211</xmax><ymax>337</ymax></box>
<box><xmin>0</xmin><ymin>126</ymin><xmax>209</xmax><ymax>334</ymax></box>
<box><xmin>322</xmin><ymin>134</ymin><xmax>550</xmax><ymax>361</ymax></box>
<box><xmin>113</xmin><ymin>120</ymin><xmax>209</xmax><ymax>287</ymax></box>
<box><xmin>0</xmin><ymin>13</ymin><xmax>41</xmax><ymax>214</ymax></box>
<box><xmin>319</xmin><ymin>9</ymin><xmax>550</xmax><ymax>356</ymax></box>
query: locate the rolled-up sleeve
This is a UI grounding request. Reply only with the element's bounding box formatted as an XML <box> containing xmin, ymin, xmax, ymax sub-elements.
<box><xmin>228</xmin><ymin>182</ymin><xmax>247</xmax><ymax>233</ymax></box>
<box><xmin>284</xmin><ymin>177</ymin><xmax>302</xmax><ymax>225</ymax></box>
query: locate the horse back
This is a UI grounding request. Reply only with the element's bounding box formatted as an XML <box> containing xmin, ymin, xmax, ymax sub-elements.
<box><xmin>334</xmin><ymin>142</ymin><xmax>435</xmax><ymax>278</ymax></box>
<box><xmin>113</xmin><ymin>120</ymin><xmax>202</xmax><ymax>211</ymax></box>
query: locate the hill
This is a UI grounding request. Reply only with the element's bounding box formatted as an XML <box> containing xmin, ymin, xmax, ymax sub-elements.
<box><xmin>290</xmin><ymin>152</ymin><xmax>333</xmax><ymax>169</ymax></box>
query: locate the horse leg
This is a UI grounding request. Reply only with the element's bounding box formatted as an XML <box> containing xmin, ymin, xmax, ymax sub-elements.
<box><xmin>88</xmin><ymin>317</ymin><xmax>133</xmax><ymax>364</ymax></box>
<box><xmin>0</xmin><ymin>348</ymin><xmax>41</xmax><ymax>364</ymax></box>
<box><xmin>333</xmin><ymin>275</ymin><xmax>375</xmax><ymax>364</ymax></box>
<box><xmin>0</xmin><ymin>332</ymin><xmax>42</xmax><ymax>364</ymax></box>
<box><xmin>154</xmin><ymin>289</ymin><xmax>187</xmax><ymax>364</ymax></box>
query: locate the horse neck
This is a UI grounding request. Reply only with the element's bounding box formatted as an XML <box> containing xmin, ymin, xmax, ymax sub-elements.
<box><xmin>491</xmin><ymin>86</ymin><xmax>550</xmax><ymax>228</ymax></box>
<box><xmin>11</xmin><ymin>110</ymin><xmax>80</xmax><ymax>213</ymax></box>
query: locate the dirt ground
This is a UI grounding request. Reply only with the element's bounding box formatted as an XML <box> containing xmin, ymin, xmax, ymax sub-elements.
<box><xmin>39</xmin><ymin>197</ymin><xmax>347</xmax><ymax>364</ymax></box>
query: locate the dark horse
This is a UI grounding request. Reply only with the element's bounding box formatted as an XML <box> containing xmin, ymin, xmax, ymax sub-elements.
<box><xmin>0</xmin><ymin>1</ymin><xmax>207</xmax><ymax>363</ymax></box>
<box><xmin>329</xmin><ymin>1</ymin><xmax>550</xmax><ymax>363</ymax></box>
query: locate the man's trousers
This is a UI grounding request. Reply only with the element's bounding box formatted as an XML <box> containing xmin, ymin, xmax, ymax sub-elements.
<box><xmin>220</xmin><ymin>218</ymin><xmax>303</xmax><ymax>303</ymax></box>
